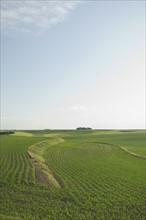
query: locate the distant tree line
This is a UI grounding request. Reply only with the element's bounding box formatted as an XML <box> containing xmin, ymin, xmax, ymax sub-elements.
<box><xmin>76</xmin><ymin>127</ymin><xmax>92</xmax><ymax>130</ymax></box>
<box><xmin>0</xmin><ymin>131</ymin><xmax>15</xmax><ymax>135</ymax></box>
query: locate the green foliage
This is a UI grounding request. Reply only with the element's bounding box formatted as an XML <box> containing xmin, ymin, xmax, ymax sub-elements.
<box><xmin>0</xmin><ymin>130</ymin><xmax>145</xmax><ymax>219</ymax></box>
<box><xmin>0</xmin><ymin>131</ymin><xmax>15</xmax><ymax>135</ymax></box>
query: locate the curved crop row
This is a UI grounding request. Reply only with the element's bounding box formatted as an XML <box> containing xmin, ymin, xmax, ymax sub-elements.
<box><xmin>1</xmin><ymin>131</ymin><xmax>145</xmax><ymax>220</ymax></box>
<box><xmin>0</xmin><ymin>151</ymin><xmax>35</xmax><ymax>184</ymax></box>
<box><xmin>43</xmin><ymin>140</ymin><xmax>146</xmax><ymax>209</ymax></box>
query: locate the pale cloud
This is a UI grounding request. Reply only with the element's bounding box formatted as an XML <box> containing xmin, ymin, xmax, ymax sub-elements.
<box><xmin>1</xmin><ymin>0</ymin><xmax>79</xmax><ymax>34</ymax></box>
<box><xmin>57</xmin><ymin>106</ymin><xmax>89</xmax><ymax>112</ymax></box>
<box><xmin>69</xmin><ymin>106</ymin><xmax>89</xmax><ymax>112</ymax></box>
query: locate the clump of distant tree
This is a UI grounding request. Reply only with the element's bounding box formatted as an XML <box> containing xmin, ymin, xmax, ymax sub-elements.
<box><xmin>76</xmin><ymin>127</ymin><xmax>92</xmax><ymax>130</ymax></box>
<box><xmin>0</xmin><ymin>131</ymin><xmax>15</xmax><ymax>135</ymax></box>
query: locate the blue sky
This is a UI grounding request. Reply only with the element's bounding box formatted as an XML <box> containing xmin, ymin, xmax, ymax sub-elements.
<box><xmin>1</xmin><ymin>0</ymin><xmax>145</xmax><ymax>129</ymax></box>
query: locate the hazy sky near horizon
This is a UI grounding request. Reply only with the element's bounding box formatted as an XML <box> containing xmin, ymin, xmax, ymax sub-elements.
<box><xmin>1</xmin><ymin>0</ymin><xmax>145</xmax><ymax>129</ymax></box>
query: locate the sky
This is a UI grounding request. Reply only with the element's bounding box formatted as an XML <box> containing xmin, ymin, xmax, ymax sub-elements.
<box><xmin>1</xmin><ymin>0</ymin><xmax>145</xmax><ymax>130</ymax></box>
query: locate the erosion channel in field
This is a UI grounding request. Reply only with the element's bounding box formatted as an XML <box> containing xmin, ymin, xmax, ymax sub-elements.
<box><xmin>27</xmin><ymin>138</ymin><xmax>65</xmax><ymax>187</ymax></box>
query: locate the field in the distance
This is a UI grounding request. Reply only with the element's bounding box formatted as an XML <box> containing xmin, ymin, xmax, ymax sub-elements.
<box><xmin>0</xmin><ymin>129</ymin><xmax>146</xmax><ymax>220</ymax></box>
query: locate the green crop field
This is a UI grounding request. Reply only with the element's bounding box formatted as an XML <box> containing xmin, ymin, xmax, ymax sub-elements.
<box><xmin>0</xmin><ymin>130</ymin><xmax>146</xmax><ymax>220</ymax></box>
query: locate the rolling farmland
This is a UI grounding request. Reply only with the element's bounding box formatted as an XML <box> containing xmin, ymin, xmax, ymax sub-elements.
<box><xmin>0</xmin><ymin>130</ymin><xmax>146</xmax><ymax>219</ymax></box>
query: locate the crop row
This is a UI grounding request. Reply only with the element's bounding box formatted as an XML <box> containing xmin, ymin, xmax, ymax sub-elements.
<box><xmin>0</xmin><ymin>151</ymin><xmax>35</xmax><ymax>184</ymax></box>
<box><xmin>42</xmin><ymin>140</ymin><xmax>146</xmax><ymax>217</ymax></box>
<box><xmin>0</xmin><ymin>136</ymin><xmax>48</xmax><ymax>185</ymax></box>
<box><xmin>0</xmin><ymin>132</ymin><xmax>146</xmax><ymax>219</ymax></box>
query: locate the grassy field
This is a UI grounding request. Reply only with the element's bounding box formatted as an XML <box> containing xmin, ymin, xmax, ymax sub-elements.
<box><xmin>0</xmin><ymin>129</ymin><xmax>145</xmax><ymax>219</ymax></box>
